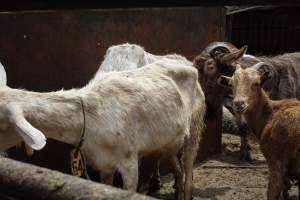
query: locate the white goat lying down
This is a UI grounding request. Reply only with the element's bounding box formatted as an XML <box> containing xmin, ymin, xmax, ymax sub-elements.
<box><xmin>0</xmin><ymin>59</ymin><xmax>205</xmax><ymax>199</ymax></box>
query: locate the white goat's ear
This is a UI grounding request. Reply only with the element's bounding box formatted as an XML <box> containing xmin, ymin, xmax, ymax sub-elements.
<box><xmin>0</xmin><ymin>62</ymin><xmax>7</xmax><ymax>86</ymax></box>
<box><xmin>8</xmin><ymin>106</ymin><xmax>46</xmax><ymax>150</ymax></box>
<box><xmin>13</xmin><ymin>116</ymin><xmax>46</xmax><ymax>150</ymax></box>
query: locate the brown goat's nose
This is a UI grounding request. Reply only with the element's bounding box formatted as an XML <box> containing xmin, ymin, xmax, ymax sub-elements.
<box><xmin>233</xmin><ymin>100</ymin><xmax>246</xmax><ymax>113</ymax></box>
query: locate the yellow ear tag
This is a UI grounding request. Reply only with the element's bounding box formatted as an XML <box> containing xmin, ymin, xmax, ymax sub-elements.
<box><xmin>70</xmin><ymin>148</ymin><xmax>84</xmax><ymax>177</ymax></box>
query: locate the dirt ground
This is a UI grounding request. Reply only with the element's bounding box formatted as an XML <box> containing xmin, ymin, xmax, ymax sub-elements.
<box><xmin>150</xmin><ymin>133</ymin><xmax>298</xmax><ymax>200</ymax></box>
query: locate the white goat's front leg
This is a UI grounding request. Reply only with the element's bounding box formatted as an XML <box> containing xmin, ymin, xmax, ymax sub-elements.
<box><xmin>117</xmin><ymin>155</ymin><xmax>139</xmax><ymax>191</ymax></box>
<box><xmin>267</xmin><ymin>166</ymin><xmax>284</xmax><ymax>200</ymax></box>
<box><xmin>170</xmin><ymin>155</ymin><xmax>184</xmax><ymax>200</ymax></box>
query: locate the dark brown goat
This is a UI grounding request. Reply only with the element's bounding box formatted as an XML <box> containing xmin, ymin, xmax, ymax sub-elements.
<box><xmin>193</xmin><ymin>42</ymin><xmax>251</xmax><ymax>161</ymax></box>
<box><xmin>219</xmin><ymin>62</ymin><xmax>300</xmax><ymax>200</ymax></box>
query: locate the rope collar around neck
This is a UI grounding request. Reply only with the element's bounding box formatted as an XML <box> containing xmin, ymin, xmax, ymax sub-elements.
<box><xmin>72</xmin><ymin>97</ymin><xmax>90</xmax><ymax>180</ymax></box>
<box><xmin>76</xmin><ymin>98</ymin><xmax>86</xmax><ymax>150</ymax></box>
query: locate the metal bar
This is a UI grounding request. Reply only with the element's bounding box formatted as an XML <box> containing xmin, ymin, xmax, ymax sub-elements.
<box><xmin>0</xmin><ymin>0</ymin><xmax>299</xmax><ymax>12</ymax></box>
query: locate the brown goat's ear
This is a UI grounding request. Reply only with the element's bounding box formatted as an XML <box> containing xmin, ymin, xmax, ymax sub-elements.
<box><xmin>217</xmin><ymin>75</ymin><xmax>232</xmax><ymax>88</ymax></box>
<box><xmin>193</xmin><ymin>55</ymin><xmax>206</xmax><ymax>70</ymax></box>
<box><xmin>254</xmin><ymin>62</ymin><xmax>273</xmax><ymax>86</ymax></box>
<box><xmin>260</xmin><ymin>71</ymin><xmax>272</xmax><ymax>86</ymax></box>
<box><xmin>219</xmin><ymin>45</ymin><xmax>248</xmax><ymax>64</ymax></box>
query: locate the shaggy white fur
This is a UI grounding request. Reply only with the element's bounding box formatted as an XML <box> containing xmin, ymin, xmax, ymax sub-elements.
<box><xmin>0</xmin><ymin>60</ymin><xmax>205</xmax><ymax>197</ymax></box>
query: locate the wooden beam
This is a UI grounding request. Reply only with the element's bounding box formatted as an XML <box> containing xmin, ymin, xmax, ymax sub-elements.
<box><xmin>0</xmin><ymin>0</ymin><xmax>299</xmax><ymax>12</ymax></box>
<box><xmin>0</xmin><ymin>157</ymin><xmax>156</xmax><ymax>200</ymax></box>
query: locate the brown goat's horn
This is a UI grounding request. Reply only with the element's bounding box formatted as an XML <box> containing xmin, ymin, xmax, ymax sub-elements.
<box><xmin>253</xmin><ymin>62</ymin><xmax>272</xmax><ymax>75</ymax></box>
<box><xmin>204</xmin><ymin>42</ymin><xmax>238</xmax><ymax>56</ymax></box>
<box><xmin>253</xmin><ymin>62</ymin><xmax>273</xmax><ymax>85</ymax></box>
<box><xmin>220</xmin><ymin>45</ymin><xmax>248</xmax><ymax>64</ymax></box>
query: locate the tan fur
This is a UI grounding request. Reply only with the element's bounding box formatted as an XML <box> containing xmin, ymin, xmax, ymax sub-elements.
<box><xmin>225</xmin><ymin>66</ymin><xmax>300</xmax><ymax>200</ymax></box>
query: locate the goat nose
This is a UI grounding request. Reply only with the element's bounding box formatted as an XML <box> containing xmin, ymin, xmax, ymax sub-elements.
<box><xmin>233</xmin><ymin>100</ymin><xmax>246</xmax><ymax>113</ymax></box>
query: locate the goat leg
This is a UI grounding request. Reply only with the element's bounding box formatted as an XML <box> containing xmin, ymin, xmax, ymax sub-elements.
<box><xmin>117</xmin><ymin>156</ymin><xmax>139</xmax><ymax>192</ymax></box>
<box><xmin>182</xmin><ymin>143</ymin><xmax>198</xmax><ymax>200</ymax></box>
<box><xmin>148</xmin><ymin>160</ymin><xmax>162</xmax><ymax>192</ymax></box>
<box><xmin>267</xmin><ymin>166</ymin><xmax>284</xmax><ymax>200</ymax></box>
<box><xmin>170</xmin><ymin>155</ymin><xmax>184</xmax><ymax>200</ymax></box>
<box><xmin>238</xmin><ymin>122</ymin><xmax>252</xmax><ymax>162</ymax></box>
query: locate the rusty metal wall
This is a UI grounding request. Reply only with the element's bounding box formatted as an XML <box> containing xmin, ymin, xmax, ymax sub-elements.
<box><xmin>1</xmin><ymin>0</ymin><xmax>299</xmax><ymax>12</ymax></box>
<box><xmin>0</xmin><ymin>7</ymin><xmax>225</xmax><ymax>178</ymax></box>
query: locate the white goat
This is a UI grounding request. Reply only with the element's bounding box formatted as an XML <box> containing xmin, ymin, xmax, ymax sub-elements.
<box><xmin>96</xmin><ymin>43</ymin><xmax>204</xmax><ymax>199</ymax></box>
<box><xmin>97</xmin><ymin>43</ymin><xmax>192</xmax><ymax>74</ymax></box>
<box><xmin>0</xmin><ymin>60</ymin><xmax>205</xmax><ymax>200</ymax></box>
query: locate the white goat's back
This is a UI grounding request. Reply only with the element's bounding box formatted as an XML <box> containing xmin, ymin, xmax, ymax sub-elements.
<box><xmin>96</xmin><ymin>43</ymin><xmax>192</xmax><ymax>75</ymax></box>
<box><xmin>86</xmin><ymin>62</ymin><xmax>200</xmax><ymax>157</ymax></box>
<box><xmin>97</xmin><ymin>43</ymin><xmax>146</xmax><ymax>74</ymax></box>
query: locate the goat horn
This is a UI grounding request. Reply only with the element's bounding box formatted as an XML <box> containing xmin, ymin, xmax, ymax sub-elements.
<box><xmin>203</xmin><ymin>42</ymin><xmax>238</xmax><ymax>56</ymax></box>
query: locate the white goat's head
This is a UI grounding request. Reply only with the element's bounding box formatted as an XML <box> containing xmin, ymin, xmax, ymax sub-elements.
<box><xmin>0</xmin><ymin>63</ymin><xmax>46</xmax><ymax>151</ymax></box>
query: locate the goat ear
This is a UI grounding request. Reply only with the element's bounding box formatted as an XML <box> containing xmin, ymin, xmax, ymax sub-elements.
<box><xmin>193</xmin><ymin>55</ymin><xmax>206</xmax><ymax>70</ymax></box>
<box><xmin>8</xmin><ymin>106</ymin><xmax>46</xmax><ymax>150</ymax></box>
<box><xmin>0</xmin><ymin>62</ymin><xmax>7</xmax><ymax>86</ymax></box>
<box><xmin>253</xmin><ymin>62</ymin><xmax>272</xmax><ymax>86</ymax></box>
<box><xmin>219</xmin><ymin>45</ymin><xmax>248</xmax><ymax>64</ymax></box>
<box><xmin>217</xmin><ymin>75</ymin><xmax>232</xmax><ymax>88</ymax></box>
<box><xmin>13</xmin><ymin>116</ymin><xmax>46</xmax><ymax>150</ymax></box>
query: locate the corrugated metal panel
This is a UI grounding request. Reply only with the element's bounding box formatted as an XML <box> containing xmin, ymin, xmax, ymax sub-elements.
<box><xmin>227</xmin><ymin>7</ymin><xmax>300</xmax><ymax>55</ymax></box>
<box><xmin>0</xmin><ymin>1</ymin><xmax>299</xmax><ymax>11</ymax></box>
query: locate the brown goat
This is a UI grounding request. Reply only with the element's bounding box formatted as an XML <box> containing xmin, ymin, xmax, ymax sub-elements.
<box><xmin>193</xmin><ymin>42</ymin><xmax>251</xmax><ymax>161</ymax></box>
<box><xmin>219</xmin><ymin>62</ymin><xmax>300</xmax><ymax>200</ymax></box>
<box><xmin>194</xmin><ymin>42</ymin><xmax>300</xmax><ymax>162</ymax></box>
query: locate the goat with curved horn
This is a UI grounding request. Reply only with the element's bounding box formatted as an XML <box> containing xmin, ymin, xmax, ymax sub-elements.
<box><xmin>193</xmin><ymin>42</ymin><xmax>253</xmax><ymax>162</ymax></box>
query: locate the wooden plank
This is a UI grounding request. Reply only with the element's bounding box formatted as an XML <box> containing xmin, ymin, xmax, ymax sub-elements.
<box><xmin>0</xmin><ymin>157</ymin><xmax>156</xmax><ymax>200</ymax></box>
<box><xmin>0</xmin><ymin>0</ymin><xmax>299</xmax><ymax>12</ymax></box>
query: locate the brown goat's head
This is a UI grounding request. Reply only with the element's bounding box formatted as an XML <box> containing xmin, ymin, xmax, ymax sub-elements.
<box><xmin>194</xmin><ymin>42</ymin><xmax>247</xmax><ymax>81</ymax></box>
<box><xmin>218</xmin><ymin>62</ymin><xmax>272</xmax><ymax>114</ymax></box>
